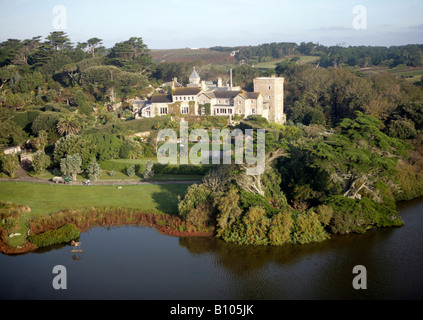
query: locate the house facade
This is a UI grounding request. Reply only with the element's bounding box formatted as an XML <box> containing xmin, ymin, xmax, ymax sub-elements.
<box><xmin>140</xmin><ymin>69</ymin><xmax>285</xmax><ymax>124</ymax></box>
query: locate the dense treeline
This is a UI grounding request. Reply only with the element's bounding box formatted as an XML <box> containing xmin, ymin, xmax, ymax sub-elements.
<box><xmin>211</xmin><ymin>42</ymin><xmax>423</xmax><ymax>68</ymax></box>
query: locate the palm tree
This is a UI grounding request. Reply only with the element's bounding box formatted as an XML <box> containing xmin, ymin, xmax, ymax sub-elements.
<box><xmin>57</xmin><ymin>114</ymin><xmax>81</xmax><ymax>136</ymax></box>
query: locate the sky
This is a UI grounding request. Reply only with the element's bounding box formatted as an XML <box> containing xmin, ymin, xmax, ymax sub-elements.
<box><xmin>0</xmin><ymin>0</ymin><xmax>422</xmax><ymax>49</ymax></box>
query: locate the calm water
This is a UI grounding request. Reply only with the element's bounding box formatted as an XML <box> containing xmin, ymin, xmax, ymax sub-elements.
<box><xmin>1</xmin><ymin>198</ymin><xmax>422</xmax><ymax>300</ymax></box>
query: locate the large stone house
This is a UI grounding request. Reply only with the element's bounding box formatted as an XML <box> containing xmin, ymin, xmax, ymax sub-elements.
<box><xmin>140</xmin><ymin>69</ymin><xmax>286</xmax><ymax>124</ymax></box>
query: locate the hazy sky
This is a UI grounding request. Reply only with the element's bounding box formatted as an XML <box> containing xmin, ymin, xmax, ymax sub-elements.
<box><xmin>1</xmin><ymin>0</ymin><xmax>422</xmax><ymax>49</ymax></box>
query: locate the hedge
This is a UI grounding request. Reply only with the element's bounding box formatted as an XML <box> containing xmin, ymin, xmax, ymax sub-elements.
<box><xmin>28</xmin><ymin>223</ymin><xmax>80</xmax><ymax>248</ymax></box>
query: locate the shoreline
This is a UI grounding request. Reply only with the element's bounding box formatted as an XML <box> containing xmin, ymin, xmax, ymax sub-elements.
<box><xmin>0</xmin><ymin>206</ymin><xmax>213</xmax><ymax>256</ymax></box>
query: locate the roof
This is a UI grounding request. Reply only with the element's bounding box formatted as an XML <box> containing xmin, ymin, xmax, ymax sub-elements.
<box><xmin>151</xmin><ymin>95</ymin><xmax>172</xmax><ymax>103</ymax></box>
<box><xmin>173</xmin><ymin>87</ymin><xmax>202</xmax><ymax>96</ymax></box>
<box><xmin>189</xmin><ymin>67</ymin><xmax>200</xmax><ymax>80</ymax></box>
<box><xmin>241</xmin><ymin>92</ymin><xmax>261</xmax><ymax>99</ymax></box>
<box><xmin>212</xmin><ymin>90</ymin><xmax>242</xmax><ymax>99</ymax></box>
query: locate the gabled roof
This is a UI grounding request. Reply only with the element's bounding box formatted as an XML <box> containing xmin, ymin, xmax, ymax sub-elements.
<box><xmin>173</xmin><ymin>87</ymin><xmax>202</xmax><ymax>96</ymax></box>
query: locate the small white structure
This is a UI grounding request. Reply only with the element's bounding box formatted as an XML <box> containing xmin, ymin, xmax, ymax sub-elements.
<box><xmin>3</xmin><ymin>146</ymin><xmax>21</xmax><ymax>155</ymax></box>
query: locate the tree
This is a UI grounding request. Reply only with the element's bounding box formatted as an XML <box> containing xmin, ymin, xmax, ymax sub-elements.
<box><xmin>126</xmin><ymin>164</ymin><xmax>135</xmax><ymax>177</ymax></box>
<box><xmin>56</xmin><ymin>114</ymin><xmax>81</xmax><ymax>136</ymax></box>
<box><xmin>307</xmin><ymin>111</ymin><xmax>409</xmax><ymax>203</ymax></box>
<box><xmin>107</xmin><ymin>37</ymin><xmax>154</xmax><ymax>74</ymax></box>
<box><xmin>32</xmin><ymin>150</ymin><xmax>51</xmax><ymax>173</ymax></box>
<box><xmin>53</xmin><ymin>134</ymin><xmax>95</xmax><ymax>169</ymax></box>
<box><xmin>60</xmin><ymin>154</ymin><xmax>83</xmax><ymax>181</ymax></box>
<box><xmin>87</xmin><ymin>159</ymin><xmax>102</xmax><ymax>181</ymax></box>
<box><xmin>46</xmin><ymin>31</ymin><xmax>72</xmax><ymax>51</ymax></box>
<box><xmin>4</xmin><ymin>92</ymin><xmax>25</xmax><ymax>109</ymax></box>
<box><xmin>214</xmin><ymin>187</ymin><xmax>243</xmax><ymax>236</ymax></box>
<box><xmin>0</xmin><ymin>153</ymin><xmax>19</xmax><ymax>177</ymax></box>
<box><xmin>234</xmin><ymin>148</ymin><xmax>288</xmax><ymax>197</ymax></box>
<box><xmin>142</xmin><ymin>160</ymin><xmax>154</xmax><ymax>180</ymax></box>
<box><xmin>18</xmin><ymin>71</ymin><xmax>44</xmax><ymax>93</ymax></box>
<box><xmin>31</xmin><ymin>112</ymin><xmax>60</xmax><ymax>135</ymax></box>
<box><xmin>86</xmin><ymin>38</ymin><xmax>103</xmax><ymax>57</ymax></box>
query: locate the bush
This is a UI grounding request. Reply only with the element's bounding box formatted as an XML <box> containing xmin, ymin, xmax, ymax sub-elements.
<box><xmin>127</xmin><ymin>164</ymin><xmax>135</xmax><ymax>177</ymax></box>
<box><xmin>291</xmin><ymin>212</ymin><xmax>329</xmax><ymax>244</ymax></box>
<box><xmin>28</xmin><ymin>223</ymin><xmax>80</xmax><ymax>248</ymax></box>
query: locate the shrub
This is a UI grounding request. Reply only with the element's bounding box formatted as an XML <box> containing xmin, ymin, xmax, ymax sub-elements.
<box><xmin>28</xmin><ymin>223</ymin><xmax>80</xmax><ymax>248</ymax></box>
<box><xmin>32</xmin><ymin>150</ymin><xmax>51</xmax><ymax>173</ymax></box>
<box><xmin>142</xmin><ymin>160</ymin><xmax>154</xmax><ymax>180</ymax></box>
<box><xmin>127</xmin><ymin>164</ymin><xmax>135</xmax><ymax>177</ymax></box>
<box><xmin>291</xmin><ymin>212</ymin><xmax>329</xmax><ymax>244</ymax></box>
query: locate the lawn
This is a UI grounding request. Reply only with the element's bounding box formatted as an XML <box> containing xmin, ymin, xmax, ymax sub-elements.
<box><xmin>0</xmin><ymin>181</ymin><xmax>190</xmax><ymax>246</ymax></box>
<box><xmin>0</xmin><ymin>181</ymin><xmax>189</xmax><ymax>216</ymax></box>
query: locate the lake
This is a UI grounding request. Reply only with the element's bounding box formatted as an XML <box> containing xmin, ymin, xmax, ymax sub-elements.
<box><xmin>1</xmin><ymin>197</ymin><xmax>422</xmax><ymax>300</ymax></box>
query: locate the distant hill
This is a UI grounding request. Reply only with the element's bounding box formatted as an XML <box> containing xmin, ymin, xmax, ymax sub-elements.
<box><xmin>150</xmin><ymin>48</ymin><xmax>236</xmax><ymax>64</ymax></box>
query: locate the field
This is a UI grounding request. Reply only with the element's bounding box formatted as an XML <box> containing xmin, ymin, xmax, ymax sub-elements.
<box><xmin>354</xmin><ymin>64</ymin><xmax>423</xmax><ymax>82</ymax></box>
<box><xmin>254</xmin><ymin>55</ymin><xmax>320</xmax><ymax>69</ymax></box>
<box><xmin>150</xmin><ymin>48</ymin><xmax>236</xmax><ymax>64</ymax></box>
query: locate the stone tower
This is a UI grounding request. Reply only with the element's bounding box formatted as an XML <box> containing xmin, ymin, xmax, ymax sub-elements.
<box><xmin>253</xmin><ymin>76</ymin><xmax>285</xmax><ymax>124</ymax></box>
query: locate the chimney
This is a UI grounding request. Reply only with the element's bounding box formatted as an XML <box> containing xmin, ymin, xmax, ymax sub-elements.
<box><xmin>201</xmin><ymin>80</ymin><xmax>206</xmax><ymax>90</ymax></box>
<box><xmin>230</xmin><ymin>69</ymin><xmax>233</xmax><ymax>88</ymax></box>
<box><xmin>217</xmin><ymin>77</ymin><xmax>222</xmax><ymax>87</ymax></box>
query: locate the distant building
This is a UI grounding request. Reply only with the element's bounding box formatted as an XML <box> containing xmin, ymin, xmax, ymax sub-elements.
<box><xmin>141</xmin><ymin>68</ymin><xmax>285</xmax><ymax>123</ymax></box>
<box><xmin>3</xmin><ymin>146</ymin><xmax>21</xmax><ymax>155</ymax></box>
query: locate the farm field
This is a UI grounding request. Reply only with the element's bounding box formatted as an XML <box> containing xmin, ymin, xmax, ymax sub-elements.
<box><xmin>150</xmin><ymin>48</ymin><xmax>236</xmax><ymax>64</ymax></box>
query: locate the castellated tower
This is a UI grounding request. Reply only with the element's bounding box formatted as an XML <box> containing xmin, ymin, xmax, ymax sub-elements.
<box><xmin>253</xmin><ymin>76</ymin><xmax>285</xmax><ymax>124</ymax></box>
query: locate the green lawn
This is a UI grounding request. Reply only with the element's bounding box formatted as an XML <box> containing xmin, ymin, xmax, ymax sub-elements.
<box><xmin>0</xmin><ymin>181</ymin><xmax>188</xmax><ymax>216</ymax></box>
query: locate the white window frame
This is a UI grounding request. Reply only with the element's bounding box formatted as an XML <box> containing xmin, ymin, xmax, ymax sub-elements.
<box><xmin>181</xmin><ymin>106</ymin><xmax>189</xmax><ymax>114</ymax></box>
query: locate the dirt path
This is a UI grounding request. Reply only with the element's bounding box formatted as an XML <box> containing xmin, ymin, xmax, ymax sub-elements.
<box><xmin>0</xmin><ymin>165</ymin><xmax>201</xmax><ymax>185</ymax></box>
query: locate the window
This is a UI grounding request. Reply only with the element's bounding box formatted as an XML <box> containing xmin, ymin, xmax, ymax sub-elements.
<box><xmin>266</xmin><ymin>96</ymin><xmax>271</xmax><ymax>100</ymax></box>
<box><xmin>225</xmin><ymin>100</ymin><xmax>228</xmax><ymax>104</ymax></box>
<box><xmin>250</xmin><ymin>100</ymin><xmax>254</xmax><ymax>104</ymax></box>
<box><xmin>181</xmin><ymin>106</ymin><xmax>189</xmax><ymax>114</ymax></box>
<box><xmin>267</xmin><ymin>85</ymin><xmax>271</xmax><ymax>90</ymax></box>
<box><xmin>201</xmin><ymin>107</ymin><xmax>206</xmax><ymax>115</ymax></box>
<box><xmin>252</xmin><ymin>108</ymin><xmax>256</xmax><ymax>114</ymax></box>
<box><xmin>160</xmin><ymin>107</ymin><xmax>168</xmax><ymax>115</ymax></box>
<box><xmin>228</xmin><ymin>109</ymin><xmax>232</xmax><ymax>114</ymax></box>
<box><xmin>238</xmin><ymin>101</ymin><xmax>241</xmax><ymax>105</ymax></box>
<box><xmin>238</xmin><ymin>109</ymin><xmax>242</xmax><ymax>114</ymax></box>
<box><xmin>218</xmin><ymin>100</ymin><xmax>221</xmax><ymax>104</ymax></box>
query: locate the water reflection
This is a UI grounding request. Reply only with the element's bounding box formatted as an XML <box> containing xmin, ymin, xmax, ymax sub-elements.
<box><xmin>0</xmin><ymin>198</ymin><xmax>422</xmax><ymax>300</ymax></box>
